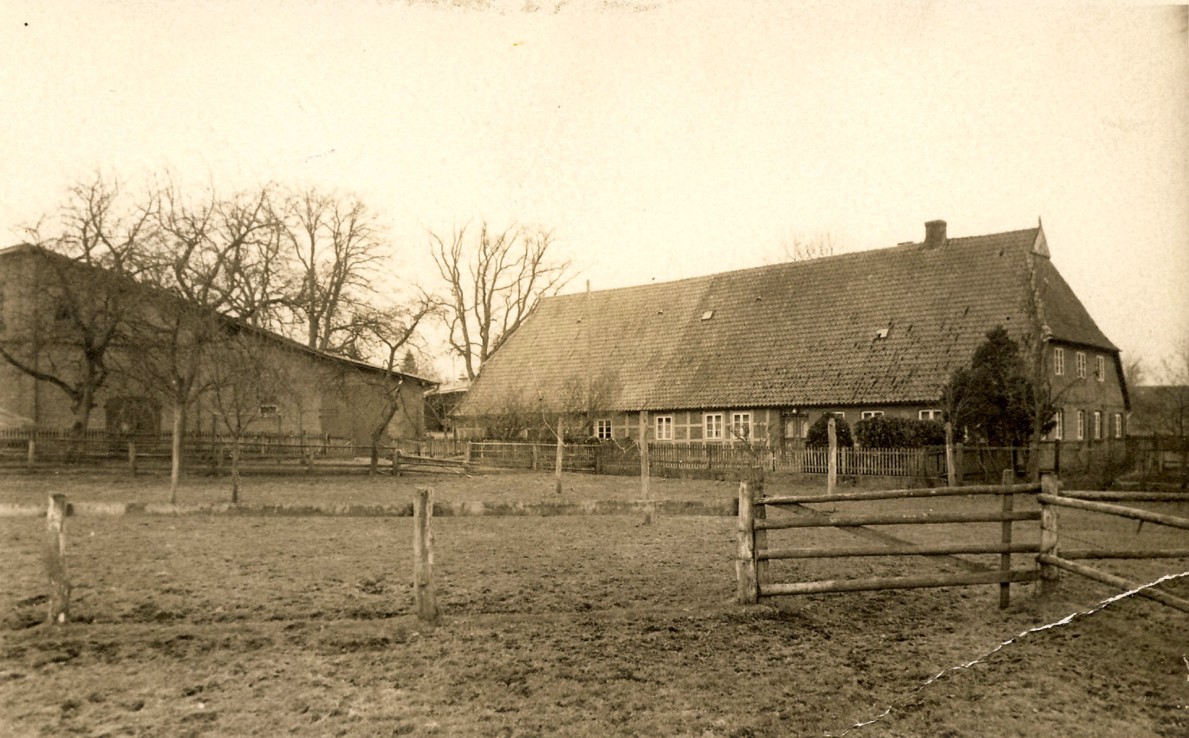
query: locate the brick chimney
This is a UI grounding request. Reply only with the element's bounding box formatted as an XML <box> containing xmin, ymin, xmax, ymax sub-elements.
<box><xmin>924</xmin><ymin>220</ymin><xmax>947</xmax><ymax>249</ymax></box>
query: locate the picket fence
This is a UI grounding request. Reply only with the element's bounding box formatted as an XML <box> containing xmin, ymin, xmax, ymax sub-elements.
<box><xmin>4</xmin><ymin>429</ymin><xmax>1061</xmax><ymax>482</ymax></box>
<box><xmin>468</xmin><ymin>440</ymin><xmax>941</xmax><ymax>478</ymax></box>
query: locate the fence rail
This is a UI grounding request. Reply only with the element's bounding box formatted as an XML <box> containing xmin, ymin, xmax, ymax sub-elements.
<box><xmin>738</xmin><ymin>471</ymin><xmax>1189</xmax><ymax>613</ymax></box>
<box><xmin>737</xmin><ymin>471</ymin><xmax>1043</xmax><ymax>608</ymax></box>
<box><xmin>0</xmin><ymin>430</ymin><xmax>471</xmax><ymax>467</ymax></box>
<box><xmin>10</xmin><ymin>430</ymin><xmax>1176</xmax><ymax>488</ymax></box>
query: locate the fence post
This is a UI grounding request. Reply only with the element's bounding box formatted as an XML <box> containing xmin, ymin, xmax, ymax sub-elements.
<box><xmin>999</xmin><ymin>468</ymin><xmax>1014</xmax><ymax>609</ymax></box>
<box><xmin>827</xmin><ymin>417</ymin><xmax>838</xmax><ymax>495</ymax></box>
<box><xmin>27</xmin><ymin>438</ymin><xmax>36</xmax><ymax>468</ymax></box>
<box><xmin>752</xmin><ymin>472</ymin><xmax>767</xmax><ymax>586</ymax></box>
<box><xmin>392</xmin><ymin>449</ymin><xmax>402</xmax><ymax>478</ymax></box>
<box><xmin>531</xmin><ymin>443</ymin><xmax>539</xmax><ymax>471</ymax></box>
<box><xmin>128</xmin><ymin>440</ymin><xmax>137</xmax><ymax>475</ymax></box>
<box><xmin>736</xmin><ymin>481</ymin><xmax>758</xmax><ymax>604</ymax></box>
<box><xmin>45</xmin><ymin>494</ymin><xmax>70</xmax><ymax>625</ymax></box>
<box><xmin>413</xmin><ymin>487</ymin><xmax>439</xmax><ymax>623</ymax></box>
<box><xmin>1038</xmin><ymin>473</ymin><xmax>1060</xmax><ymax>596</ymax></box>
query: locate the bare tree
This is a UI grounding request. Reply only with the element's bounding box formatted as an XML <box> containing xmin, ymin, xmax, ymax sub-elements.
<box><xmin>129</xmin><ymin>182</ymin><xmax>284</xmax><ymax>500</ymax></box>
<box><xmin>780</xmin><ymin>231</ymin><xmax>839</xmax><ymax>262</ymax></box>
<box><xmin>205</xmin><ymin>330</ymin><xmax>293</xmax><ymax>503</ymax></box>
<box><xmin>478</xmin><ymin>388</ymin><xmax>537</xmax><ymax>441</ymax></box>
<box><xmin>430</xmin><ymin>222</ymin><xmax>571</xmax><ymax>380</ymax></box>
<box><xmin>1022</xmin><ymin>251</ymin><xmax>1057</xmax><ymax>480</ymax></box>
<box><xmin>557</xmin><ymin>368</ymin><xmax>622</xmax><ymax>441</ymax></box>
<box><xmin>1123</xmin><ymin>354</ymin><xmax>1146</xmax><ymax>390</ymax></box>
<box><xmin>281</xmin><ymin>189</ymin><xmax>385</xmax><ymax>353</ymax></box>
<box><xmin>0</xmin><ymin>175</ymin><xmax>156</xmax><ymax>440</ymax></box>
<box><xmin>336</xmin><ymin>297</ymin><xmax>436</xmax><ymax>473</ymax></box>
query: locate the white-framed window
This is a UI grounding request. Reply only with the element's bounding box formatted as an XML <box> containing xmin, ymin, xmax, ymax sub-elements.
<box><xmin>729</xmin><ymin>412</ymin><xmax>751</xmax><ymax>440</ymax></box>
<box><xmin>918</xmin><ymin>409</ymin><xmax>942</xmax><ymax>421</ymax></box>
<box><xmin>1053</xmin><ymin>347</ymin><xmax>1065</xmax><ymax>376</ymax></box>
<box><xmin>259</xmin><ymin>404</ymin><xmax>279</xmax><ymax>418</ymax></box>
<box><xmin>1051</xmin><ymin>409</ymin><xmax>1063</xmax><ymax>441</ymax></box>
<box><xmin>1113</xmin><ymin>412</ymin><xmax>1123</xmax><ymax>439</ymax></box>
<box><xmin>829</xmin><ymin>411</ymin><xmax>846</xmax><ymax>420</ymax></box>
<box><xmin>654</xmin><ymin>415</ymin><xmax>673</xmax><ymax>441</ymax></box>
<box><xmin>1096</xmin><ymin>355</ymin><xmax>1105</xmax><ymax>382</ymax></box>
<box><xmin>1076</xmin><ymin>352</ymin><xmax>1087</xmax><ymax>379</ymax></box>
<box><xmin>595</xmin><ymin>419</ymin><xmax>613</xmax><ymax>440</ymax></box>
<box><xmin>1076</xmin><ymin>410</ymin><xmax>1085</xmax><ymax>440</ymax></box>
<box><xmin>704</xmin><ymin>413</ymin><xmax>724</xmax><ymax>441</ymax></box>
<box><xmin>861</xmin><ymin>410</ymin><xmax>884</xmax><ymax>420</ymax></box>
<box><xmin>1093</xmin><ymin>411</ymin><xmax>1102</xmax><ymax>440</ymax></box>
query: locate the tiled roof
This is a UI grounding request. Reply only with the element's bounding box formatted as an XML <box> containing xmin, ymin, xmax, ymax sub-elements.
<box><xmin>459</xmin><ymin>225</ymin><xmax>1119</xmax><ymax>414</ymax></box>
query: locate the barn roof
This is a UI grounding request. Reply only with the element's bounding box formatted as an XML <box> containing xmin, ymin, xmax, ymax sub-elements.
<box><xmin>0</xmin><ymin>242</ymin><xmax>437</xmax><ymax>387</ymax></box>
<box><xmin>459</xmin><ymin>221</ymin><xmax>1118</xmax><ymax>415</ymax></box>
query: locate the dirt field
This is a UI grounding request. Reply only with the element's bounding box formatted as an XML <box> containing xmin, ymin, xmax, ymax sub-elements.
<box><xmin>1</xmin><ymin>471</ymin><xmax>1186</xmax><ymax>737</ymax></box>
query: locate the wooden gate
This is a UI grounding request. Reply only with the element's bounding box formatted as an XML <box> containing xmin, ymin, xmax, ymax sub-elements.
<box><xmin>736</xmin><ymin>471</ymin><xmax>1043</xmax><ymax>607</ymax></box>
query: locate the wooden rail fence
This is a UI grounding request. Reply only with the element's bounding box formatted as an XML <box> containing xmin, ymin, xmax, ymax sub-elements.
<box><xmin>1036</xmin><ymin>486</ymin><xmax>1189</xmax><ymax>613</ymax></box>
<box><xmin>738</xmin><ymin>470</ymin><xmax>1044</xmax><ymax>607</ymax></box>
<box><xmin>38</xmin><ymin>489</ymin><xmax>445</xmax><ymax>626</ymax></box>
<box><xmin>1</xmin><ymin>430</ymin><xmax>479</xmax><ymax>476</ymax></box>
<box><xmin>738</xmin><ymin>472</ymin><xmax>1189</xmax><ymax>611</ymax></box>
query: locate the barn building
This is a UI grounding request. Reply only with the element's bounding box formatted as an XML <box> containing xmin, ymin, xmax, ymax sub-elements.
<box><xmin>0</xmin><ymin>243</ymin><xmax>435</xmax><ymax>448</ymax></box>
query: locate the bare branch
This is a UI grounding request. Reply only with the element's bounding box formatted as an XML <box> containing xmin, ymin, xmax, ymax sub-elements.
<box><xmin>429</xmin><ymin>221</ymin><xmax>571</xmax><ymax>380</ymax></box>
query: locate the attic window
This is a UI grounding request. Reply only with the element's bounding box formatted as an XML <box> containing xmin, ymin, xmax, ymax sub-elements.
<box><xmin>701</xmin><ymin>310</ymin><xmax>714</xmax><ymax>321</ymax></box>
<box><xmin>874</xmin><ymin>327</ymin><xmax>890</xmax><ymax>340</ymax></box>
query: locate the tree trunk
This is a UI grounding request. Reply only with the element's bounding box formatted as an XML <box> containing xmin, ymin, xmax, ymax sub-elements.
<box><xmin>369</xmin><ymin>436</ymin><xmax>381</xmax><ymax>476</ymax></box>
<box><xmin>370</xmin><ymin>394</ymin><xmax>403</xmax><ymax>476</ymax></box>
<box><xmin>640</xmin><ymin>410</ymin><xmax>652</xmax><ymax>525</ymax></box>
<box><xmin>65</xmin><ymin>387</ymin><xmax>96</xmax><ymax>461</ymax></box>
<box><xmin>169</xmin><ymin>401</ymin><xmax>185</xmax><ymax>504</ymax></box>
<box><xmin>1028</xmin><ymin>411</ymin><xmax>1043</xmax><ymax>482</ymax></box>
<box><xmin>945</xmin><ymin>421</ymin><xmax>956</xmax><ymax>487</ymax></box>
<box><xmin>230</xmin><ymin>437</ymin><xmax>242</xmax><ymax>504</ymax></box>
<box><xmin>827</xmin><ymin>417</ymin><xmax>837</xmax><ymax>495</ymax></box>
<box><xmin>554</xmin><ymin>416</ymin><xmax>564</xmax><ymax>494</ymax></box>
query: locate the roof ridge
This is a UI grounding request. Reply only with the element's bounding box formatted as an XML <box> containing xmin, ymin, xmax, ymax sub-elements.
<box><xmin>552</xmin><ymin>225</ymin><xmax>1041</xmax><ymax>301</ymax></box>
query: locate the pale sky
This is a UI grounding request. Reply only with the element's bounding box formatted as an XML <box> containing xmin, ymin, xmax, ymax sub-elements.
<box><xmin>2</xmin><ymin>1</ymin><xmax>1187</xmax><ymax>380</ymax></box>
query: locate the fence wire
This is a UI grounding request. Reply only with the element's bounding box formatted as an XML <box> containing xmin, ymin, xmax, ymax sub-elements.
<box><xmin>829</xmin><ymin>569</ymin><xmax>1189</xmax><ymax>737</ymax></box>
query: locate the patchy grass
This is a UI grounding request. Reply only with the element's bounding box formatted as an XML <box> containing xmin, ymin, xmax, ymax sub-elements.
<box><xmin>0</xmin><ymin>468</ymin><xmax>736</xmax><ymax>508</ymax></box>
<box><xmin>1</xmin><ymin>472</ymin><xmax>1187</xmax><ymax>737</ymax></box>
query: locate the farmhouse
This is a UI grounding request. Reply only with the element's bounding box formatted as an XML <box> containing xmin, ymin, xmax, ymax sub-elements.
<box><xmin>0</xmin><ymin>243</ymin><xmax>436</xmax><ymax>448</ymax></box>
<box><xmin>457</xmin><ymin>220</ymin><xmax>1128</xmax><ymax>449</ymax></box>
